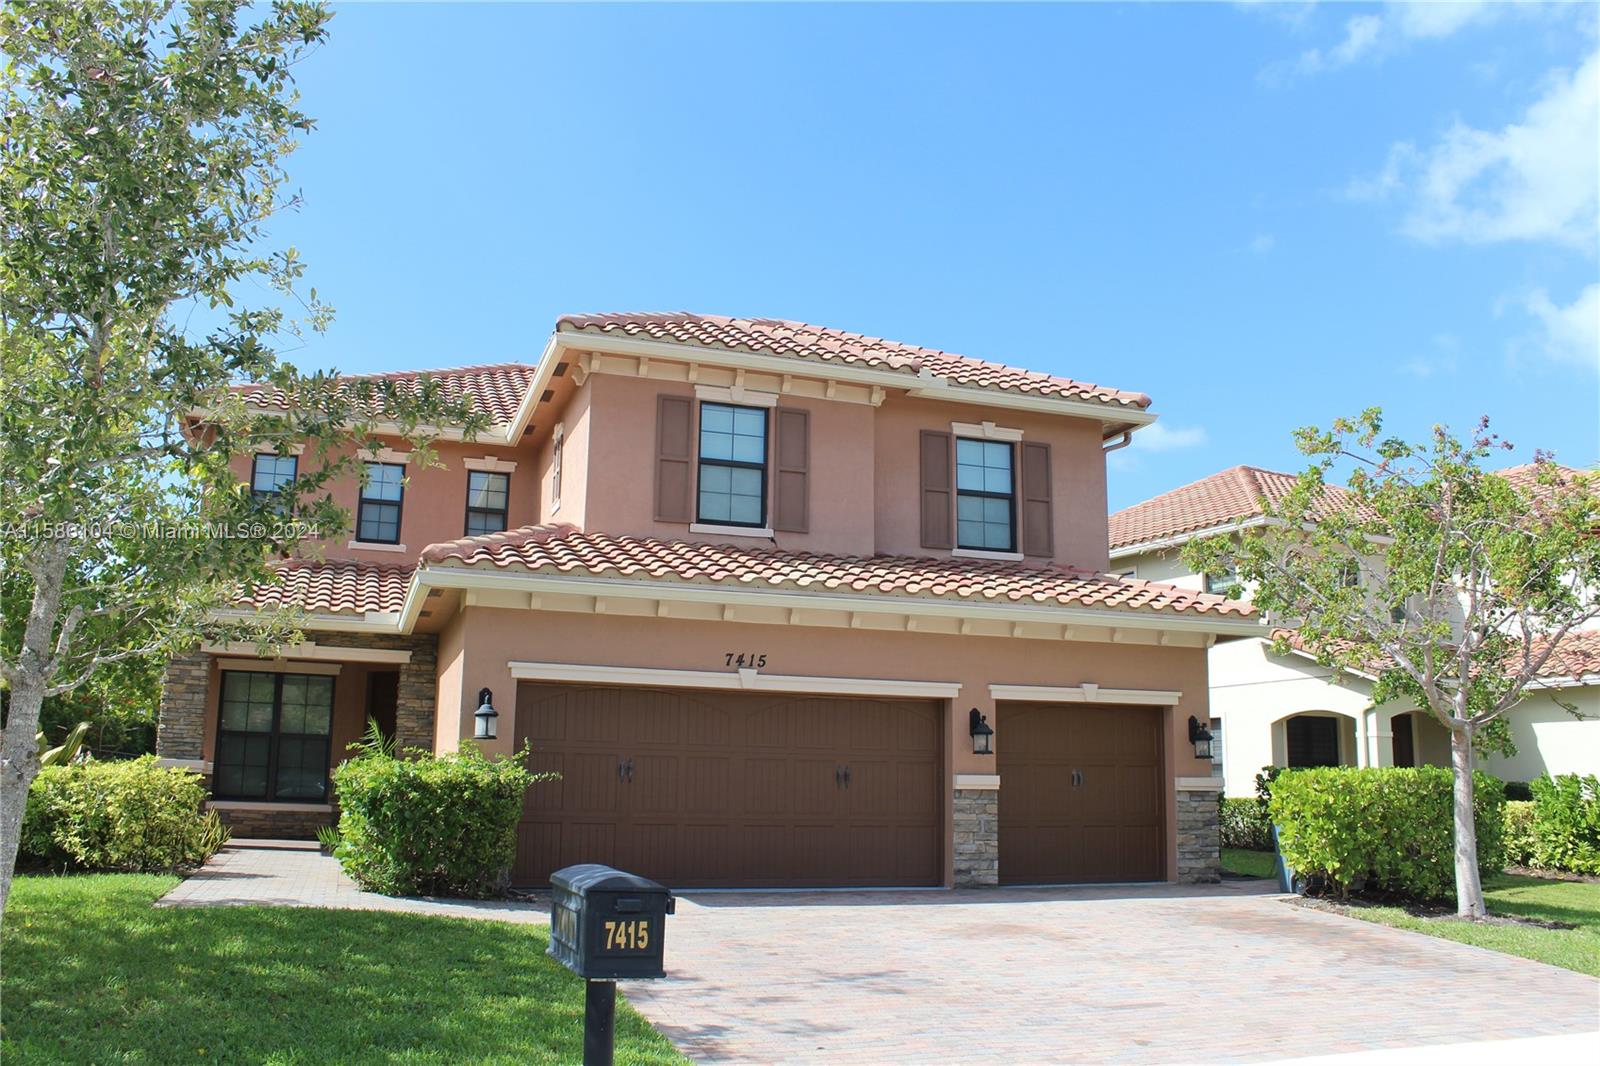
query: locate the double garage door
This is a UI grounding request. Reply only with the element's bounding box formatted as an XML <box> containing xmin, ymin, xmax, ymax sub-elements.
<box><xmin>513</xmin><ymin>683</ymin><xmax>943</xmax><ymax>887</ymax></box>
<box><xmin>512</xmin><ymin>683</ymin><xmax>1165</xmax><ymax>887</ymax></box>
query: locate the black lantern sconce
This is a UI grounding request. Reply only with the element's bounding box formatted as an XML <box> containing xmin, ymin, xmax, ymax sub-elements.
<box><xmin>1188</xmin><ymin>715</ymin><xmax>1214</xmax><ymax>761</ymax></box>
<box><xmin>474</xmin><ymin>687</ymin><xmax>499</xmax><ymax>741</ymax></box>
<box><xmin>969</xmin><ymin>707</ymin><xmax>994</xmax><ymax>756</ymax></box>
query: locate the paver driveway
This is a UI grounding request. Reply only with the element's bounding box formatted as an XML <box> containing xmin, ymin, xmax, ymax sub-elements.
<box><xmin>623</xmin><ymin>882</ymin><xmax>1600</xmax><ymax>1064</ymax></box>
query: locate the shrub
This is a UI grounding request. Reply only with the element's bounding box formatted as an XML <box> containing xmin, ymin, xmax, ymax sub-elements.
<box><xmin>1268</xmin><ymin>766</ymin><xmax>1505</xmax><ymax>902</ymax></box>
<box><xmin>1529</xmin><ymin>774</ymin><xmax>1600</xmax><ymax>876</ymax></box>
<box><xmin>332</xmin><ymin>744</ymin><xmax>546</xmax><ymax>897</ymax></box>
<box><xmin>1220</xmin><ymin>796</ymin><xmax>1274</xmax><ymax>850</ymax></box>
<box><xmin>20</xmin><ymin>756</ymin><xmax>229</xmax><ymax>872</ymax></box>
<box><xmin>1503</xmin><ymin>801</ymin><xmax>1537</xmax><ymax>867</ymax></box>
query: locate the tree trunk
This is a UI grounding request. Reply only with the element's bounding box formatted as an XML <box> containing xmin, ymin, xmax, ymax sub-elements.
<box><xmin>0</xmin><ymin>541</ymin><xmax>70</xmax><ymax>926</ymax></box>
<box><xmin>1450</xmin><ymin>727</ymin><xmax>1486</xmax><ymax>919</ymax></box>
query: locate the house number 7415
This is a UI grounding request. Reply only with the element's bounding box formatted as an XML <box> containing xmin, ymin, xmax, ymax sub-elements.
<box><xmin>725</xmin><ymin>652</ymin><xmax>767</xmax><ymax>668</ymax></box>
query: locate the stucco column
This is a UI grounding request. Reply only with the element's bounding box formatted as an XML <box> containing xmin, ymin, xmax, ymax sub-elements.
<box><xmin>1354</xmin><ymin>711</ymin><xmax>1369</xmax><ymax>768</ymax></box>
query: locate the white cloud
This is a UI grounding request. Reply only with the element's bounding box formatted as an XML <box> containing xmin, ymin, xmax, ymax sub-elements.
<box><xmin>1249</xmin><ymin>233</ymin><xmax>1278</xmax><ymax>254</ymax></box>
<box><xmin>1261</xmin><ymin>0</ymin><xmax>1519</xmax><ymax>81</ymax></box>
<box><xmin>1132</xmin><ymin>423</ymin><xmax>1210</xmax><ymax>452</ymax></box>
<box><xmin>1522</xmin><ymin>283</ymin><xmax>1600</xmax><ymax>370</ymax></box>
<box><xmin>1379</xmin><ymin>51</ymin><xmax>1599</xmax><ymax>249</ymax></box>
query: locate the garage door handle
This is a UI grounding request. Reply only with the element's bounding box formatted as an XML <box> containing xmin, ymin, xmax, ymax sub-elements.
<box><xmin>625</xmin><ymin>758</ymin><xmax>635</xmax><ymax>784</ymax></box>
<box><xmin>834</xmin><ymin>765</ymin><xmax>843</xmax><ymax>788</ymax></box>
<box><xmin>842</xmin><ymin>765</ymin><xmax>851</xmax><ymax>789</ymax></box>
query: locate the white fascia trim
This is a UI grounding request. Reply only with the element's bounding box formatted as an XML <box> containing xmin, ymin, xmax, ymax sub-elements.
<box><xmin>463</xmin><ymin>456</ymin><xmax>519</xmax><ymax>473</ymax></box>
<box><xmin>508</xmin><ymin>660</ymin><xmax>963</xmax><ymax>699</ymax></box>
<box><xmin>951</xmin><ymin>420</ymin><xmax>1023</xmax><ymax>442</ymax></box>
<box><xmin>1276</xmin><ymin>643</ymin><xmax>1380</xmax><ymax>683</ymax></box>
<box><xmin>415</xmin><ymin>566</ymin><xmax>1266</xmax><ymax>638</ymax></box>
<box><xmin>215</xmin><ymin>657</ymin><xmax>342</xmax><ymax>675</ymax></box>
<box><xmin>209</xmin><ymin>608</ymin><xmax>405</xmax><ymax>635</ymax></box>
<box><xmin>201</xmin><ymin>640</ymin><xmax>412</xmax><ymax>664</ymax></box>
<box><xmin>989</xmin><ymin>683</ymin><xmax>1183</xmax><ymax>705</ymax></box>
<box><xmin>1525</xmin><ymin>672</ymin><xmax>1600</xmax><ymax>692</ymax></box>
<box><xmin>951</xmin><ymin>547</ymin><xmax>1024</xmax><ymax>562</ymax></box>
<box><xmin>694</xmin><ymin>383</ymin><xmax>779</xmax><ymax>408</ymax></box>
<box><xmin>954</xmin><ymin>773</ymin><xmax>1001</xmax><ymax>790</ymax></box>
<box><xmin>503</xmin><ymin>333</ymin><xmax>559</xmax><ymax>443</ymax></box>
<box><xmin>689</xmin><ymin>523</ymin><xmax>775</xmax><ymax>539</ymax></box>
<box><xmin>908</xmin><ymin>382</ymin><xmax>1155</xmax><ymax>428</ymax></box>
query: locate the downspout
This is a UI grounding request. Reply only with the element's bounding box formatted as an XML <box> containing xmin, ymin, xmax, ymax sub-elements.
<box><xmin>1102</xmin><ymin>430</ymin><xmax>1134</xmax><ymax>453</ymax></box>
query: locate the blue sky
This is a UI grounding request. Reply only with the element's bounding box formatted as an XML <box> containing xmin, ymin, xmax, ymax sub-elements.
<box><xmin>260</xmin><ymin>1</ymin><xmax>1599</xmax><ymax>510</ymax></box>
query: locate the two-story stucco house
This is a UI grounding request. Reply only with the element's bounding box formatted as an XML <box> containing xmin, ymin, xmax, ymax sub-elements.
<box><xmin>1110</xmin><ymin>464</ymin><xmax>1600</xmax><ymax>798</ymax></box>
<box><xmin>156</xmin><ymin>312</ymin><xmax>1260</xmax><ymax>887</ymax></box>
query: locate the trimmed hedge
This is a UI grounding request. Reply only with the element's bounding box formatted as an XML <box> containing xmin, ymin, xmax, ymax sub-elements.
<box><xmin>1528</xmin><ymin>774</ymin><xmax>1600</xmax><ymax>876</ymax></box>
<box><xmin>1268</xmin><ymin>766</ymin><xmax>1505</xmax><ymax>902</ymax></box>
<box><xmin>1220</xmin><ymin>797</ymin><xmax>1274</xmax><ymax>850</ymax></box>
<box><xmin>332</xmin><ymin>745</ymin><xmax>543</xmax><ymax>897</ymax></box>
<box><xmin>1503</xmin><ymin>800</ymin><xmax>1537</xmax><ymax>867</ymax></box>
<box><xmin>21</xmin><ymin>756</ymin><xmax>228</xmax><ymax>872</ymax></box>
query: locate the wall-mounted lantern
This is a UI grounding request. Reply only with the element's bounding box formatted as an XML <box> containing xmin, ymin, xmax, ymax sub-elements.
<box><xmin>474</xmin><ymin>687</ymin><xmax>499</xmax><ymax>740</ymax></box>
<box><xmin>969</xmin><ymin>707</ymin><xmax>994</xmax><ymax>756</ymax></box>
<box><xmin>1188</xmin><ymin>715</ymin><xmax>1214</xmax><ymax>761</ymax></box>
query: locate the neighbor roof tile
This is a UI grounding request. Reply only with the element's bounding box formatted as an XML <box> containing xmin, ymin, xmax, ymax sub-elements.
<box><xmin>1110</xmin><ymin>465</ymin><xmax>1374</xmax><ymax>552</ymax></box>
<box><xmin>239</xmin><ymin>363</ymin><xmax>537</xmax><ymax>426</ymax></box>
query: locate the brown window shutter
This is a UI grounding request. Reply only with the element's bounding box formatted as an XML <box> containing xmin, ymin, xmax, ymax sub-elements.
<box><xmin>919</xmin><ymin>430</ymin><xmax>953</xmax><ymax>549</ymax></box>
<box><xmin>654</xmin><ymin>395</ymin><xmax>693</xmax><ymax>523</ymax></box>
<box><xmin>773</xmin><ymin>408</ymin><xmax>810</xmax><ymax>533</ymax></box>
<box><xmin>1020</xmin><ymin>441</ymin><xmax>1054</xmax><ymax>557</ymax></box>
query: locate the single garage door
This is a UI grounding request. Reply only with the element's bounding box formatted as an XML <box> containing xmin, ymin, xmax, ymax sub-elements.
<box><xmin>997</xmin><ymin>702</ymin><xmax>1164</xmax><ymax>884</ymax></box>
<box><xmin>512</xmin><ymin>682</ymin><xmax>943</xmax><ymax>887</ymax></box>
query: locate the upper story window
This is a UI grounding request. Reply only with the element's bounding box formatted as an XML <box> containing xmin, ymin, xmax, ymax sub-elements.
<box><xmin>358</xmin><ymin>461</ymin><xmax>405</xmax><ymax>544</ymax></box>
<box><xmin>465</xmin><ymin>471</ymin><xmax>510</xmax><ymax>536</ymax></box>
<box><xmin>252</xmin><ymin>454</ymin><xmax>297</xmax><ymax>496</ymax></box>
<box><xmin>1205</xmin><ymin>565</ymin><xmax>1241</xmax><ymax>597</ymax></box>
<box><xmin>955</xmin><ymin>438</ymin><xmax>1015</xmax><ymax>552</ymax></box>
<box><xmin>697</xmin><ymin>402</ymin><xmax>767</xmax><ymax>528</ymax></box>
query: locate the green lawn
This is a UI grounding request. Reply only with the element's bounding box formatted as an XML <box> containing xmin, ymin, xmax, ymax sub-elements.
<box><xmin>1</xmin><ymin>874</ymin><xmax>686</xmax><ymax>1065</ymax></box>
<box><xmin>1221</xmin><ymin>848</ymin><xmax>1278</xmax><ymax>879</ymax></box>
<box><xmin>1330</xmin><ymin>873</ymin><xmax>1600</xmax><ymax>977</ymax></box>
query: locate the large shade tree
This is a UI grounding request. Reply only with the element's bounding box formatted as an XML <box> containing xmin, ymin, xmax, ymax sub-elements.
<box><xmin>1186</xmin><ymin>410</ymin><xmax>1600</xmax><ymax>917</ymax></box>
<box><xmin>0</xmin><ymin>0</ymin><xmax>484</xmax><ymax>922</ymax></box>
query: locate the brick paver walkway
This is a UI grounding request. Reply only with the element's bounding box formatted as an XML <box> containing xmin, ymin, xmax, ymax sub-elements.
<box><xmin>626</xmin><ymin>883</ymin><xmax>1600</xmax><ymax>1064</ymax></box>
<box><xmin>157</xmin><ymin>840</ymin><xmax>547</xmax><ymax>924</ymax></box>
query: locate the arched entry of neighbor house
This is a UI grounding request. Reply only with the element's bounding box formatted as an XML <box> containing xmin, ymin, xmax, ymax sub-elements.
<box><xmin>1273</xmin><ymin>711</ymin><xmax>1357</xmax><ymax>769</ymax></box>
<box><xmin>1389</xmin><ymin>710</ymin><xmax>1452</xmax><ymax>768</ymax></box>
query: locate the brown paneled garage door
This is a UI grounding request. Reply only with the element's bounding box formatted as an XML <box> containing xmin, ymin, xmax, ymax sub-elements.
<box><xmin>512</xmin><ymin>683</ymin><xmax>943</xmax><ymax>887</ymax></box>
<box><xmin>997</xmin><ymin>702</ymin><xmax>1164</xmax><ymax>884</ymax></box>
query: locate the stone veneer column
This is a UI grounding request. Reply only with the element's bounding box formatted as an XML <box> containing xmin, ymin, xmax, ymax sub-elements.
<box><xmin>1175</xmin><ymin>777</ymin><xmax>1224</xmax><ymax>883</ymax></box>
<box><xmin>311</xmin><ymin>632</ymin><xmax>439</xmax><ymax>753</ymax></box>
<box><xmin>156</xmin><ymin>652</ymin><xmax>210</xmax><ymax>760</ymax></box>
<box><xmin>953</xmin><ymin>783</ymin><xmax>999</xmax><ymax>887</ymax></box>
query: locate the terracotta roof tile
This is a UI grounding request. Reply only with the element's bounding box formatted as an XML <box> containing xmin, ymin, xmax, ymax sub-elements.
<box><xmin>240</xmin><ymin>559</ymin><xmax>413</xmax><ymax>615</ymax></box>
<box><xmin>1494</xmin><ymin>462</ymin><xmax>1592</xmax><ymax>505</ymax></box>
<box><xmin>239</xmin><ymin>363</ymin><xmax>537</xmax><ymax>426</ymax></box>
<box><xmin>556</xmin><ymin>312</ymin><xmax>1151</xmax><ymax>412</ymax></box>
<box><xmin>419</xmin><ymin>524</ymin><xmax>1253</xmax><ymax>620</ymax></box>
<box><xmin>1110</xmin><ymin>465</ymin><xmax>1375</xmax><ymax>552</ymax></box>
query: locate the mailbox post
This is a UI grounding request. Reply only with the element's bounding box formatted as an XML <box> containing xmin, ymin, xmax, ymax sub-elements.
<box><xmin>548</xmin><ymin>864</ymin><xmax>675</xmax><ymax>1066</ymax></box>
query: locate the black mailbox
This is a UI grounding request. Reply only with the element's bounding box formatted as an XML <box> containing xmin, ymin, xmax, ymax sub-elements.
<box><xmin>548</xmin><ymin>864</ymin><xmax>675</xmax><ymax>980</ymax></box>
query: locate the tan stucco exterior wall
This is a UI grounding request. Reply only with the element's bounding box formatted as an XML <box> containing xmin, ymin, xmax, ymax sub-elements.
<box><xmin>439</xmin><ymin>604</ymin><xmax>1214</xmax><ymax>884</ymax></box>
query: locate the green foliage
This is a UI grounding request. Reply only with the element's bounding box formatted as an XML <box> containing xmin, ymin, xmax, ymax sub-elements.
<box><xmin>315</xmin><ymin>824</ymin><xmax>341</xmax><ymax>853</ymax></box>
<box><xmin>36</xmin><ymin>720</ymin><xmax>89</xmax><ymax>767</ymax></box>
<box><xmin>1503</xmin><ymin>801</ymin><xmax>1538</xmax><ymax>867</ymax></box>
<box><xmin>1254</xmin><ymin>766</ymin><xmax>1282</xmax><ymax>814</ymax></box>
<box><xmin>35</xmin><ymin>654</ymin><xmax>163</xmax><ymax>758</ymax></box>
<box><xmin>1220</xmin><ymin>796</ymin><xmax>1274</xmax><ymax>850</ymax></box>
<box><xmin>332</xmin><ymin>745</ymin><xmax>548</xmax><ymax>898</ymax></box>
<box><xmin>20</xmin><ymin>756</ymin><xmax>228</xmax><ymax>872</ymax></box>
<box><xmin>1268</xmin><ymin>766</ymin><xmax>1506</xmax><ymax>902</ymax></box>
<box><xmin>1529</xmin><ymin>774</ymin><xmax>1600</xmax><ymax>876</ymax></box>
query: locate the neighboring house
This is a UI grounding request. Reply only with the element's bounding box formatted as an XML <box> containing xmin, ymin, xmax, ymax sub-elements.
<box><xmin>156</xmin><ymin>312</ymin><xmax>1259</xmax><ymax>887</ymax></box>
<box><xmin>1110</xmin><ymin>464</ymin><xmax>1600</xmax><ymax>798</ymax></box>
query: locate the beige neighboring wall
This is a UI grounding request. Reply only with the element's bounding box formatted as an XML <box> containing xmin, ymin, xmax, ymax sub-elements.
<box><xmin>437</xmin><ymin>604</ymin><xmax>1215</xmax><ymax>884</ymax></box>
